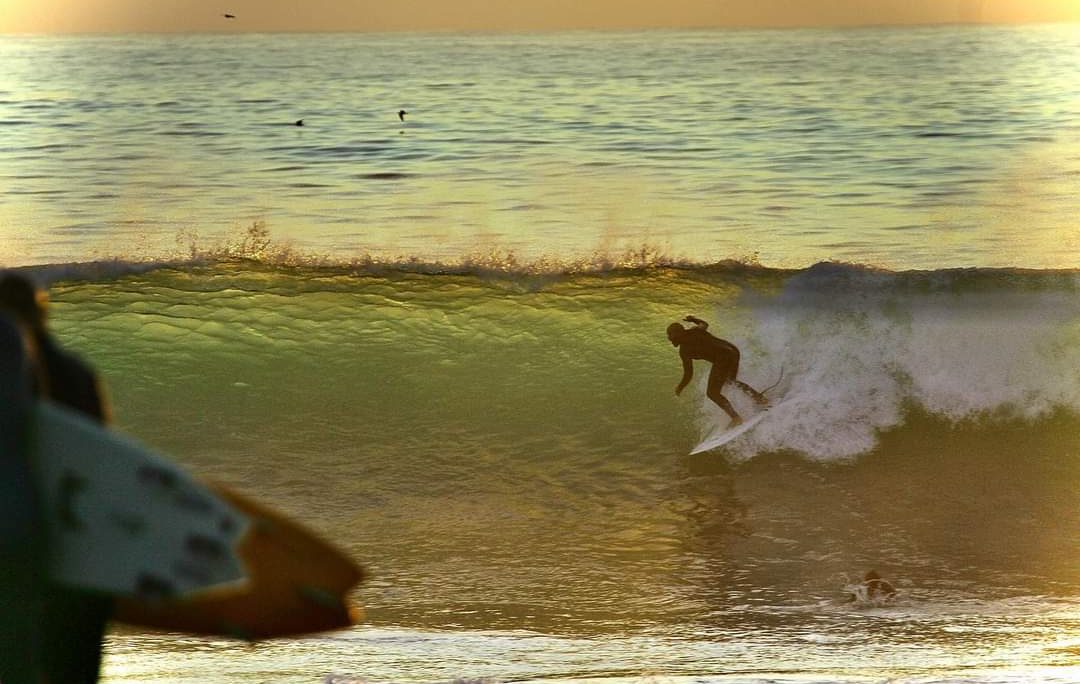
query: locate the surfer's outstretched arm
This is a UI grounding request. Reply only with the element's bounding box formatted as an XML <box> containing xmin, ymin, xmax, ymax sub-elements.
<box><xmin>683</xmin><ymin>315</ymin><xmax>708</xmax><ymax>330</ymax></box>
<box><xmin>675</xmin><ymin>354</ymin><xmax>693</xmax><ymax>396</ymax></box>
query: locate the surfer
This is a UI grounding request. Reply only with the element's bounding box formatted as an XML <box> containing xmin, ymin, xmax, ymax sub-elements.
<box><xmin>668</xmin><ymin>315</ymin><xmax>767</xmax><ymax>427</ymax></box>
<box><xmin>0</xmin><ymin>273</ymin><xmax>113</xmax><ymax>683</ymax></box>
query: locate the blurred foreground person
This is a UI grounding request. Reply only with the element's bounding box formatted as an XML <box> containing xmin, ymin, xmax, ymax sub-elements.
<box><xmin>0</xmin><ymin>273</ymin><xmax>113</xmax><ymax>683</ymax></box>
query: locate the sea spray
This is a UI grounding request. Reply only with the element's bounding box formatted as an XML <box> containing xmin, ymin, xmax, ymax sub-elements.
<box><xmin>713</xmin><ymin>263</ymin><xmax>1080</xmax><ymax>460</ymax></box>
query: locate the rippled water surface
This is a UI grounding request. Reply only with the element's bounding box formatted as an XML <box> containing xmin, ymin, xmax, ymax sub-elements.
<box><xmin>33</xmin><ymin>263</ymin><xmax>1073</xmax><ymax>683</ymax></box>
<box><xmin>1</xmin><ymin>25</ymin><xmax>1079</xmax><ymax>268</ymax></box>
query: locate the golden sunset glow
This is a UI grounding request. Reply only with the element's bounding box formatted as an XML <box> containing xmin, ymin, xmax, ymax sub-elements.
<box><xmin>0</xmin><ymin>0</ymin><xmax>1078</xmax><ymax>33</ymax></box>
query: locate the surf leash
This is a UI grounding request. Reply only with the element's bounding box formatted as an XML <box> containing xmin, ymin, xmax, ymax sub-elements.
<box><xmin>762</xmin><ymin>366</ymin><xmax>784</xmax><ymax>395</ymax></box>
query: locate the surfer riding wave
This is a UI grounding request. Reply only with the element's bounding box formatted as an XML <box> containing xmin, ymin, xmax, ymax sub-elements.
<box><xmin>668</xmin><ymin>315</ymin><xmax>769</xmax><ymax>427</ymax></box>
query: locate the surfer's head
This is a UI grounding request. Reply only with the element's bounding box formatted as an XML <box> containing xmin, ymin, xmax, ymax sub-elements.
<box><xmin>0</xmin><ymin>273</ymin><xmax>48</xmax><ymax>335</ymax></box>
<box><xmin>666</xmin><ymin>322</ymin><xmax>686</xmax><ymax>346</ymax></box>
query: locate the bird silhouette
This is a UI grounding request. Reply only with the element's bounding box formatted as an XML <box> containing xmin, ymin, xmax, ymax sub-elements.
<box><xmin>295</xmin><ymin>119</ymin><xmax>304</xmax><ymax>127</ymax></box>
<box><xmin>398</xmin><ymin>110</ymin><xmax>407</xmax><ymax>122</ymax></box>
<box><xmin>223</xmin><ymin>13</ymin><xmax>236</xmax><ymax>19</ymax></box>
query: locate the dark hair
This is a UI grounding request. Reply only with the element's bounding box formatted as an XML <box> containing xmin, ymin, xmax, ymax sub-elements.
<box><xmin>0</xmin><ymin>273</ymin><xmax>45</xmax><ymax>331</ymax></box>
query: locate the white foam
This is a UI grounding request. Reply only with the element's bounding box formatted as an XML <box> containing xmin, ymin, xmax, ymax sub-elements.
<box><xmin>699</xmin><ymin>265</ymin><xmax>1080</xmax><ymax>460</ymax></box>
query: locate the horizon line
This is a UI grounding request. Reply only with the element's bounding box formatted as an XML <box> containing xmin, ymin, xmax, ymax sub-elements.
<box><xmin>2</xmin><ymin>18</ymin><xmax>1078</xmax><ymax>38</ymax></box>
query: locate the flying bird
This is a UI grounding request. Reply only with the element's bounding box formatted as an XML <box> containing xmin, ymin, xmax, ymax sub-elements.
<box><xmin>398</xmin><ymin>109</ymin><xmax>407</xmax><ymax>122</ymax></box>
<box><xmin>295</xmin><ymin>119</ymin><xmax>304</xmax><ymax>127</ymax></box>
<box><xmin>223</xmin><ymin>13</ymin><xmax>236</xmax><ymax>19</ymax></box>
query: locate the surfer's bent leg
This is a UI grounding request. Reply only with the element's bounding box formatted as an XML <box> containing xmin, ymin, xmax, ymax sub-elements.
<box><xmin>722</xmin><ymin>342</ymin><xmax>768</xmax><ymax>407</ymax></box>
<box><xmin>707</xmin><ymin>361</ymin><xmax>742</xmax><ymax>425</ymax></box>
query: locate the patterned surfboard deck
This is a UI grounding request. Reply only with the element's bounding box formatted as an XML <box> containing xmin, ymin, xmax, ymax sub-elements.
<box><xmin>115</xmin><ymin>485</ymin><xmax>364</xmax><ymax>640</ymax></box>
<box><xmin>33</xmin><ymin>401</ymin><xmax>250</xmax><ymax>599</ymax></box>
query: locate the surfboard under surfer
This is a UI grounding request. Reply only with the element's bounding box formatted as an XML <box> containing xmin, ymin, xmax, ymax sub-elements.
<box><xmin>668</xmin><ymin>315</ymin><xmax>768</xmax><ymax>427</ymax></box>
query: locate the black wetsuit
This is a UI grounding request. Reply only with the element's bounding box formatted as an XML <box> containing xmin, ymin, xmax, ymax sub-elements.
<box><xmin>0</xmin><ymin>316</ymin><xmax>47</xmax><ymax>683</ymax></box>
<box><xmin>677</xmin><ymin>326</ymin><xmax>743</xmax><ymax>387</ymax></box>
<box><xmin>38</xmin><ymin>336</ymin><xmax>107</xmax><ymax>422</ymax></box>
<box><xmin>675</xmin><ymin>322</ymin><xmax>766</xmax><ymax>423</ymax></box>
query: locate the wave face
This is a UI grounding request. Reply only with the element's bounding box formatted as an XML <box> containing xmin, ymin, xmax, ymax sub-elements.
<box><xmin>30</xmin><ymin>261</ymin><xmax>1080</xmax><ymax>644</ymax></box>
<box><xmin>43</xmin><ymin>260</ymin><xmax>1078</xmax><ymax>459</ymax></box>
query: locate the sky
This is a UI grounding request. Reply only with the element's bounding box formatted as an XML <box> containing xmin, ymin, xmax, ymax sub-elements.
<box><xmin>1</xmin><ymin>0</ymin><xmax>1079</xmax><ymax>34</ymax></box>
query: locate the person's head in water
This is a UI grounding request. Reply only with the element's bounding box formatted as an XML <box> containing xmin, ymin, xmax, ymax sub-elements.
<box><xmin>0</xmin><ymin>273</ymin><xmax>48</xmax><ymax>337</ymax></box>
<box><xmin>862</xmin><ymin>569</ymin><xmax>896</xmax><ymax>598</ymax></box>
<box><xmin>667</xmin><ymin>322</ymin><xmax>687</xmax><ymax>347</ymax></box>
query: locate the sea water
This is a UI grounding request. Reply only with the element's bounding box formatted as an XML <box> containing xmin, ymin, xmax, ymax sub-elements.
<box><xmin>1</xmin><ymin>26</ymin><xmax>1078</xmax><ymax>684</ymax></box>
<box><xmin>2</xmin><ymin>26</ymin><xmax>1079</xmax><ymax>269</ymax></box>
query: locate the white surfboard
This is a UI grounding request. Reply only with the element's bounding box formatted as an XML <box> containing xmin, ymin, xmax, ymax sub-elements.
<box><xmin>690</xmin><ymin>409</ymin><xmax>769</xmax><ymax>455</ymax></box>
<box><xmin>32</xmin><ymin>400</ymin><xmax>250</xmax><ymax>599</ymax></box>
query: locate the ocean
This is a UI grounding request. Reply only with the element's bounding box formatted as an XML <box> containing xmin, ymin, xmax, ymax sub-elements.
<box><xmin>1</xmin><ymin>25</ymin><xmax>1079</xmax><ymax>684</ymax></box>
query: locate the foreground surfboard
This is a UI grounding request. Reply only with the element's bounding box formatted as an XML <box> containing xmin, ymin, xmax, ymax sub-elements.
<box><xmin>115</xmin><ymin>485</ymin><xmax>364</xmax><ymax>640</ymax></box>
<box><xmin>33</xmin><ymin>399</ymin><xmax>363</xmax><ymax>640</ymax></box>
<box><xmin>34</xmin><ymin>401</ymin><xmax>249</xmax><ymax>599</ymax></box>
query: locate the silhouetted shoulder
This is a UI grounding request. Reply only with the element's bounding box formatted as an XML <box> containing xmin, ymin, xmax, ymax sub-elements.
<box><xmin>38</xmin><ymin>338</ymin><xmax>106</xmax><ymax>423</ymax></box>
<box><xmin>684</xmin><ymin>326</ymin><xmax>713</xmax><ymax>343</ymax></box>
